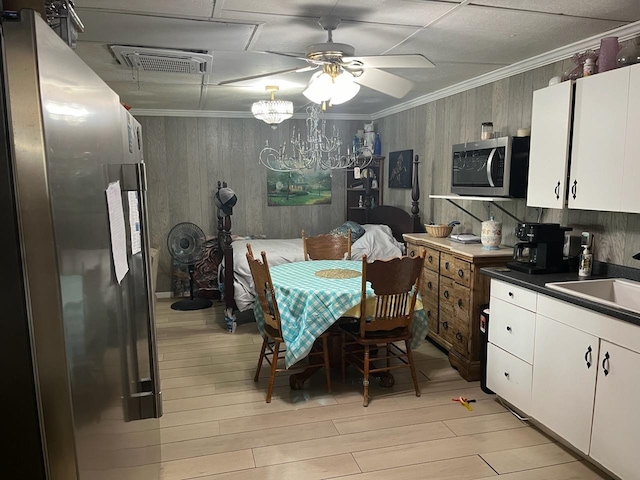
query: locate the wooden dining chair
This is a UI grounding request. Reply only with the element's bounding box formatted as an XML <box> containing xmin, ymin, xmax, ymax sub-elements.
<box><xmin>246</xmin><ymin>244</ymin><xmax>332</xmax><ymax>403</ymax></box>
<box><xmin>302</xmin><ymin>229</ymin><xmax>351</xmax><ymax>260</ymax></box>
<box><xmin>341</xmin><ymin>252</ymin><xmax>426</xmax><ymax>406</ymax></box>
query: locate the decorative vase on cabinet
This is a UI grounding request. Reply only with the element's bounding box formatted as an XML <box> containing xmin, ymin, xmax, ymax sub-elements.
<box><xmin>598</xmin><ymin>37</ymin><xmax>620</xmax><ymax>73</ymax></box>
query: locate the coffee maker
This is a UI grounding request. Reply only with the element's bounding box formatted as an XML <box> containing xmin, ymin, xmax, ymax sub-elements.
<box><xmin>508</xmin><ymin>223</ymin><xmax>571</xmax><ymax>274</ymax></box>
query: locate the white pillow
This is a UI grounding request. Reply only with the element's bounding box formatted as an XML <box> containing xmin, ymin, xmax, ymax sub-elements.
<box><xmin>351</xmin><ymin>224</ymin><xmax>404</xmax><ymax>261</ymax></box>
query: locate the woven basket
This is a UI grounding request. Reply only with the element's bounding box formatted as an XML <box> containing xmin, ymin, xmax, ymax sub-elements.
<box><xmin>425</xmin><ymin>224</ymin><xmax>453</xmax><ymax>238</ymax></box>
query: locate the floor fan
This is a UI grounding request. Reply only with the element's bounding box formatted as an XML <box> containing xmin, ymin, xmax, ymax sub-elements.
<box><xmin>167</xmin><ymin>222</ymin><xmax>213</xmax><ymax>311</ymax></box>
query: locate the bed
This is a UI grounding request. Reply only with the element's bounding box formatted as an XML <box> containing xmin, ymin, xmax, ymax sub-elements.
<box><xmin>216</xmin><ymin>155</ymin><xmax>424</xmax><ymax>328</ymax></box>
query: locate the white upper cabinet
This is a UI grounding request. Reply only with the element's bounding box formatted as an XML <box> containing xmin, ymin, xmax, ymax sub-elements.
<box><xmin>527</xmin><ymin>81</ymin><xmax>573</xmax><ymax>208</ymax></box>
<box><xmin>569</xmin><ymin>68</ymin><xmax>629</xmax><ymax>211</ymax></box>
<box><xmin>621</xmin><ymin>64</ymin><xmax>640</xmax><ymax>213</ymax></box>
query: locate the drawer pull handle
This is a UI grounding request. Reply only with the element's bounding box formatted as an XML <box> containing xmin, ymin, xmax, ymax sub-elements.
<box><xmin>602</xmin><ymin>351</ymin><xmax>610</xmax><ymax>376</ymax></box>
<box><xmin>585</xmin><ymin>345</ymin><xmax>592</xmax><ymax>369</ymax></box>
<box><xmin>554</xmin><ymin>181</ymin><xmax>560</xmax><ymax>200</ymax></box>
<box><xmin>504</xmin><ymin>372</ymin><xmax>510</xmax><ymax>378</ymax></box>
<box><xmin>571</xmin><ymin>179</ymin><xmax>577</xmax><ymax>200</ymax></box>
<box><xmin>427</xmin><ymin>281</ymin><xmax>433</xmax><ymax>289</ymax></box>
<box><xmin>457</xmin><ymin>299</ymin><xmax>463</xmax><ymax>309</ymax></box>
<box><xmin>508</xmin><ymin>291</ymin><xmax>514</xmax><ymax>298</ymax></box>
<box><xmin>457</xmin><ymin>269</ymin><xmax>464</xmax><ymax>278</ymax></box>
<box><xmin>506</xmin><ymin>326</ymin><xmax>512</xmax><ymax>332</ymax></box>
<box><xmin>445</xmin><ymin>261</ymin><xmax>450</xmax><ymax>269</ymax></box>
<box><xmin>428</xmin><ymin>255</ymin><xmax>433</xmax><ymax>263</ymax></box>
<box><xmin>456</xmin><ymin>332</ymin><xmax>463</xmax><ymax>341</ymax></box>
<box><xmin>444</xmin><ymin>290</ymin><xmax>450</xmax><ymax>299</ymax></box>
<box><xmin>410</xmin><ymin>250</ymin><xmax>415</xmax><ymax>257</ymax></box>
<box><xmin>442</xmin><ymin>321</ymin><xmax>449</xmax><ymax>330</ymax></box>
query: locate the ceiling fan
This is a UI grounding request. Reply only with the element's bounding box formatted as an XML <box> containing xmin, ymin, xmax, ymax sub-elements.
<box><xmin>219</xmin><ymin>16</ymin><xmax>435</xmax><ymax>101</ymax></box>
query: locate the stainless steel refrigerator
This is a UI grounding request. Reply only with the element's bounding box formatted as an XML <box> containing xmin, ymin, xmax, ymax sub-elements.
<box><xmin>1</xmin><ymin>10</ymin><xmax>162</xmax><ymax>479</ymax></box>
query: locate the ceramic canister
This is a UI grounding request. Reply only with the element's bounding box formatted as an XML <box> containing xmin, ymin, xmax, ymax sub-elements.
<box><xmin>481</xmin><ymin>217</ymin><xmax>502</xmax><ymax>250</ymax></box>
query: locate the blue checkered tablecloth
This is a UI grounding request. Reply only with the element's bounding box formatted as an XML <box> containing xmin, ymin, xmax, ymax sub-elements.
<box><xmin>253</xmin><ymin>260</ymin><xmax>428</xmax><ymax>368</ymax></box>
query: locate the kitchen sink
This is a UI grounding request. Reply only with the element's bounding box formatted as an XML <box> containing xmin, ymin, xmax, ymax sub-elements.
<box><xmin>545</xmin><ymin>278</ymin><xmax>640</xmax><ymax>314</ymax></box>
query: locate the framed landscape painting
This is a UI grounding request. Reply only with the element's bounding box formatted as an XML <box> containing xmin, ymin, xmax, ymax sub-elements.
<box><xmin>267</xmin><ymin>170</ymin><xmax>332</xmax><ymax>206</ymax></box>
<box><xmin>388</xmin><ymin>149</ymin><xmax>413</xmax><ymax>188</ymax></box>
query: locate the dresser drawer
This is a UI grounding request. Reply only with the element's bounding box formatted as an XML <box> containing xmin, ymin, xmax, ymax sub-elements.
<box><xmin>421</xmin><ymin>268</ymin><xmax>439</xmax><ymax>299</ymax></box>
<box><xmin>440</xmin><ymin>277</ymin><xmax>470</xmax><ymax>324</ymax></box>
<box><xmin>489</xmin><ymin>297</ymin><xmax>536</xmax><ymax>364</ymax></box>
<box><xmin>440</xmin><ymin>253</ymin><xmax>471</xmax><ymax>287</ymax></box>
<box><xmin>487</xmin><ymin>343</ymin><xmax>532</xmax><ymax>414</ymax></box>
<box><xmin>424</xmin><ymin>299</ymin><xmax>439</xmax><ymax>334</ymax></box>
<box><xmin>491</xmin><ymin>279</ymin><xmax>537</xmax><ymax>312</ymax></box>
<box><xmin>424</xmin><ymin>247</ymin><xmax>440</xmax><ymax>272</ymax></box>
<box><xmin>406</xmin><ymin>243</ymin><xmax>425</xmax><ymax>260</ymax></box>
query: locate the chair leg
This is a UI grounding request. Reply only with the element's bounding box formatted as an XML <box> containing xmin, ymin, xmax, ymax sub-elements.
<box><xmin>363</xmin><ymin>344</ymin><xmax>370</xmax><ymax>407</ymax></box>
<box><xmin>341</xmin><ymin>332</ymin><xmax>346</xmax><ymax>383</ymax></box>
<box><xmin>254</xmin><ymin>337</ymin><xmax>268</xmax><ymax>382</ymax></box>
<box><xmin>405</xmin><ymin>340</ymin><xmax>421</xmax><ymax>397</ymax></box>
<box><xmin>266</xmin><ymin>341</ymin><xmax>280</xmax><ymax>403</ymax></box>
<box><xmin>321</xmin><ymin>335</ymin><xmax>332</xmax><ymax>393</ymax></box>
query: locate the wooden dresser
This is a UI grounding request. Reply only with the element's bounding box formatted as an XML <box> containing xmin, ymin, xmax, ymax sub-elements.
<box><xmin>403</xmin><ymin>234</ymin><xmax>512</xmax><ymax>381</ymax></box>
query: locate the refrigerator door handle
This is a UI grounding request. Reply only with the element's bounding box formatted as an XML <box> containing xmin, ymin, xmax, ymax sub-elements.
<box><xmin>135</xmin><ymin>162</ymin><xmax>163</xmax><ymax>418</ymax></box>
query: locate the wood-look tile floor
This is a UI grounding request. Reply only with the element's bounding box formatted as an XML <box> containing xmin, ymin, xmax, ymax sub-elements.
<box><xmin>150</xmin><ymin>300</ymin><xmax>612</xmax><ymax>480</ymax></box>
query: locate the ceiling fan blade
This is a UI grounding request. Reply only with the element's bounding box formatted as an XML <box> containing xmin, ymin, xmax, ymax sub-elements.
<box><xmin>262</xmin><ymin>50</ymin><xmax>308</xmax><ymax>61</ymax></box>
<box><xmin>217</xmin><ymin>66</ymin><xmax>314</xmax><ymax>86</ymax></box>
<box><xmin>353</xmin><ymin>69</ymin><xmax>414</xmax><ymax>99</ymax></box>
<box><xmin>343</xmin><ymin>54</ymin><xmax>435</xmax><ymax>69</ymax></box>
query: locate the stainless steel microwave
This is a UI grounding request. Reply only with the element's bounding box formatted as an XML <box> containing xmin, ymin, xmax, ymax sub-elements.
<box><xmin>451</xmin><ymin>136</ymin><xmax>530</xmax><ymax>197</ymax></box>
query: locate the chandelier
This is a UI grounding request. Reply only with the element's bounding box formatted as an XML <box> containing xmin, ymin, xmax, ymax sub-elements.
<box><xmin>303</xmin><ymin>64</ymin><xmax>360</xmax><ymax>111</ymax></box>
<box><xmin>251</xmin><ymin>85</ymin><xmax>294</xmax><ymax>128</ymax></box>
<box><xmin>259</xmin><ymin>104</ymin><xmax>372</xmax><ymax>172</ymax></box>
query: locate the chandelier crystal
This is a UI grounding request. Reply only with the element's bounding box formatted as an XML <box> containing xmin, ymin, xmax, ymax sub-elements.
<box><xmin>251</xmin><ymin>86</ymin><xmax>293</xmax><ymax>128</ymax></box>
<box><xmin>259</xmin><ymin>104</ymin><xmax>372</xmax><ymax>172</ymax></box>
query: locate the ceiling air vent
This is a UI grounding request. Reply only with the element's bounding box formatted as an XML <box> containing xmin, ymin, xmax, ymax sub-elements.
<box><xmin>110</xmin><ymin>46</ymin><xmax>213</xmax><ymax>74</ymax></box>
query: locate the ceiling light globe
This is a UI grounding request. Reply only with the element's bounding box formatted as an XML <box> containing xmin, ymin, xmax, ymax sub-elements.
<box><xmin>303</xmin><ymin>71</ymin><xmax>333</xmax><ymax>104</ymax></box>
<box><xmin>330</xmin><ymin>73</ymin><xmax>360</xmax><ymax>105</ymax></box>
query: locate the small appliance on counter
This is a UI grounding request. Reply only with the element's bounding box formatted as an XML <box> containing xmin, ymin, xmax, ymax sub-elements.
<box><xmin>507</xmin><ymin>223</ymin><xmax>572</xmax><ymax>274</ymax></box>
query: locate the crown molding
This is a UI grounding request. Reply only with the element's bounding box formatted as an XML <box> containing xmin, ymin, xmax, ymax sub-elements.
<box><xmin>129</xmin><ymin>108</ymin><xmax>370</xmax><ymax>121</ymax></box>
<box><xmin>371</xmin><ymin>20</ymin><xmax>640</xmax><ymax>120</ymax></box>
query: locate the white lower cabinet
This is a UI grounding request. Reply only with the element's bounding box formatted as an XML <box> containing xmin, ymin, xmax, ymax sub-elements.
<box><xmin>488</xmin><ymin>280</ymin><xmax>640</xmax><ymax>479</ymax></box>
<box><xmin>531</xmin><ymin>314</ymin><xmax>599</xmax><ymax>454</ymax></box>
<box><xmin>589</xmin><ymin>341</ymin><xmax>640</xmax><ymax>480</ymax></box>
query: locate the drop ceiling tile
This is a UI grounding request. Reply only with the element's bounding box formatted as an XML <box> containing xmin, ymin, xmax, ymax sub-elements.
<box><xmin>206</xmin><ymin>51</ymin><xmax>310</xmax><ymax>87</ymax></box>
<box><xmin>75</xmin><ymin>0</ymin><xmax>216</xmax><ymax>18</ymax></box>
<box><xmin>109</xmin><ymin>82</ymin><xmax>203</xmax><ymax>110</ymax></box>
<box><xmin>76</xmin><ymin>10</ymin><xmax>256</xmax><ymax>51</ymax></box>
<box><xmin>220</xmin><ymin>0</ymin><xmax>458</xmax><ymax>26</ymax></box>
<box><xmin>471</xmin><ymin>0</ymin><xmax>640</xmax><ymax>22</ymax></box>
<box><xmin>395</xmin><ymin>5</ymin><xmax>626</xmax><ymax>65</ymax></box>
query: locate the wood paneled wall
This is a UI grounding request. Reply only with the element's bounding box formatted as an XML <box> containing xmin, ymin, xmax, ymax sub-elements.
<box><xmin>139</xmin><ymin>116</ymin><xmax>360</xmax><ymax>291</ymax></box>
<box><xmin>377</xmin><ymin>37</ymin><xmax>640</xmax><ymax>268</ymax></box>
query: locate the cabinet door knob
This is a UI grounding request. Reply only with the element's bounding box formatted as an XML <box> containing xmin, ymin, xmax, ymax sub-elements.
<box><xmin>554</xmin><ymin>181</ymin><xmax>561</xmax><ymax>200</ymax></box>
<box><xmin>456</xmin><ymin>332</ymin><xmax>463</xmax><ymax>341</ymax></box>
<box><xmin>427</xmin><ymin>281</ymin><xmax>433</xmax><ymax>289</ymax></box>
<box><xmin>428</xmin><ymin>255</ymin><xmax>433</xmax><ymax>263</ymax></box>
<box><xmin>427</xmin><ymin>310</ymin><xmax>432</xmax><ymax>318</ymax></box>
<box><xmin>445</xmin><ymin>261</ymin><xmax>450</xmax><ymax>269</ymax></box>
<box><xmin>442</xmin><ymin>321</ymin><xmax>449</xmax><ymax>330</ymax></box>
<box><xmin>602</xmin><ymin>351</ymin><xmax>610</xmax><ymax>376</ymax></box>
<box><xmin>444</xmin><ymin>290</ymin><xmax>450</xmax><ymax>299</ymax></box>
<box><xmin>504</xmin><ymin>372</ymin><xmax>510</xmax><ymax>378</ymax></box>
<box><xmin>571</xmin><ymin>179</ymin><xmax>578</xmax><ymax>200</ymax></box>
<box><xmin>506</xmin><ymin>326</ymin><xmax>512</xmax><ymax>332</ymax></box>
<box><xmin>409</xmin><ymin>250</ymin><xmax>415</xmax><ymax>257</ymax></box>
<box><xmin>457</xmin><ymin>269</ymin><xmax>464</xmax><ymax>278</ymax></box>
<box><xmin>584</xmin><ymin>345</ymin><xmax>592</xmax><ymax>368</ymax></box>
<box><xmin>508</xmin><ymin>291</ymin><xmax>514</xmax><ymax>298</ymax></box>
<box><xmin>457</xmin><ymin>299</ymin><xmax>463</xmax><ymax>309</ymax></box>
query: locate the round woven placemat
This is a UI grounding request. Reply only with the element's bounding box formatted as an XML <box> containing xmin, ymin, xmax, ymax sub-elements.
<box><xmin>315</xmin><ymin>269</ymin><xmax>361</xmax><ymax>279</ymax></box>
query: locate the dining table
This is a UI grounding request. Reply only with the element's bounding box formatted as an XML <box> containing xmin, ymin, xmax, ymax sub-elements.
<box><xmin>252</xmin><ymin>259</ymin><xmax>429</xmax><ymax>387</ymax></box>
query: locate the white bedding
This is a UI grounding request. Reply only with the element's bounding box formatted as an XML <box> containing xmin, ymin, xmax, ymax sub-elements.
<box><xmin>231</xmin><ymin>225</ymin><xmax>405</xmax><ymax>312</ymax></box>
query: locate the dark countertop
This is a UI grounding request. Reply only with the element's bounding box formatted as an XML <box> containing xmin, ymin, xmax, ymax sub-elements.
<box><xmin>481</xmin><ymin>264</ymin><xmax>640</xmax><ymax>327</ymax></box>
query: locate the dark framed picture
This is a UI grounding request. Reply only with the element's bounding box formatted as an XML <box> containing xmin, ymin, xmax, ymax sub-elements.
<box><xmin>388</xmin><ymin>149</ymin><xmax>413</xmax><ymax>188</ymax></box>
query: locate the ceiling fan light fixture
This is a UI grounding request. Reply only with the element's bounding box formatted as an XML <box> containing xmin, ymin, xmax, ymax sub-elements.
<box><xmin>303</xmin><ymin>71</ymin><xmax>333</xmax><ymax>103</ymax></box>
<box><xmin>304</xmin><ymin>68</ymin><xmax>360</xmax><ymax>107</ymax></box>
<box><xmin>251</xmin><ymin>86</ymin><xmax>293</xmax><ymax>128</ymax></box>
